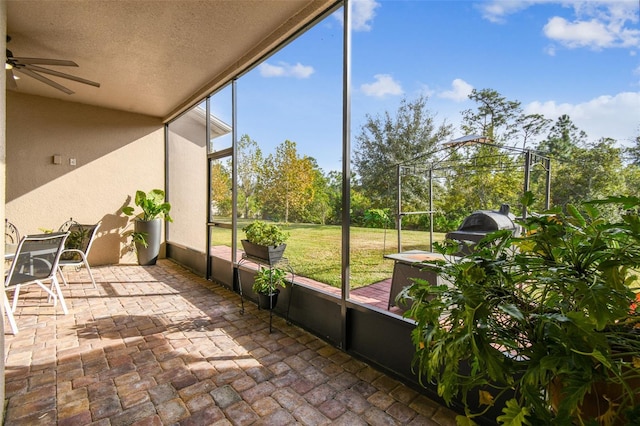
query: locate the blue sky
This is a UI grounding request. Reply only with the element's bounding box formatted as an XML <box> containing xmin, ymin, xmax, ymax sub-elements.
<box><xmin>222</xmin><ymin>0</ymin><xmax>640</xmax><ymax>173</ymax></box>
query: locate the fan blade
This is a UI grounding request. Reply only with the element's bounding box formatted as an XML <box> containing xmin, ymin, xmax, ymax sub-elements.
<box><xmin>25</xmin><ymin>64</ymin><xmax>100</xmax><ymax>88</ymax></box>
<box><xmin>14</xmin><ymin>67</ymin><xmax>74</xmax><ymax>95</ymax></box>
<box><xmin>6</xmin><ymin>68</ymin><xmax>18</xmax><ymax>90</ymax></box>
<box><xmin>11</xmin><ymin>57</ymin><xmax>78</xmax><ymax>67</ymax></box>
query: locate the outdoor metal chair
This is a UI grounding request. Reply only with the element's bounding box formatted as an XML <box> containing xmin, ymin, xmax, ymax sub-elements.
<box><xmin>57</xmin><ymin>222</ymin><xmax>101</xmax><ymax>288</ymax></box>
<box><xmin>4</xmin><ymin>232</ymin><xmax>70</xmax><ymax>334</ymax></box>
<box><xmin>58</xmin><ymin>217</ymin><xmax>79</xmax><ymax>232</ymax></box>
<box><xmin>5</xmin><ymin>219</ymin><xmax>20</xmax><ymax>245</ymax></box>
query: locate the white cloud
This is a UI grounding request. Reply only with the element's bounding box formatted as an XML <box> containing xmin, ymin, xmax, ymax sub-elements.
<box><xmin>352</xmin><ymin>0</ymin><xmax>380</xmax><ymax>31</ymax></box>
<box><xmin>438</xmin><ymin>78</ymin><xmax>474</xmax><ymax>102</ymax></box>
<box><xmin>478</xmin><ymin>1</ymin><xmax>640</xmax><ymax>50</ymax></box>
<box><xmin>544</xmin><ymin>16</ymin><xmax>614</xmax><ymax>48</ymax></box>
<box><xmin>333</xmin><ymin>0</ymin><xmax>380</xmax><ymax>32</ymax></box>
<box><xmin>525</xmin><ymin>91</ymin><xmax>640</xmax><ymax>144</ymax></box>
<box><xmin>360</xmin><ymin>74</ymin><xmax>403</xmax><ymax>98</ymax></box>
<box><xmin>543</xmin><ymin>15</ymin><xmax>637</xmax><ymax>49</ymax></box>
<box><xmin>476</xmin><ymin>1</ymin><xmax>538</xmax><ymax>23</ymax></box>
<box><xmin>258</xmin><ymin>62</ymin><xmax>314</xmax><ymax>79</ymax></box>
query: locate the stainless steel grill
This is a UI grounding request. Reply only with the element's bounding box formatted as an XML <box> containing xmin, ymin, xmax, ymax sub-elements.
<box><xmin>446</xmin><ymin>204</ymin><xmax>520</xmax><ymax>253</ymax></box>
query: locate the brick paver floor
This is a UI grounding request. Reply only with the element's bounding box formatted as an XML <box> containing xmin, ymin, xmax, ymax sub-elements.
<box><xmin>3</xmin><ymin>260</ymin><xmax>458</xmax><ymax>425</ymax></box>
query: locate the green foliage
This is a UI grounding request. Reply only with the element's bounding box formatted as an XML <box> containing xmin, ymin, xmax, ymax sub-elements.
<box><xmin>353</xmin><ymin>95</ymin><xmax>452</xmax><ymax>211</ymax></box>
<box><xmin>252</xmin><ymin>266</ymin><xmax>287</xmax><ymax>295</ymax></box>
<box><xmin>242</xmin><ymin>221</ymin><xmax>289</xmax><ymax>247</ymax></box>
<box><xmin>210</xmin><ymin>161</ymin><xmax>232</xmax><ymax>217</ymax></box>
<box><xmin>237</xmin><ymin>134</ymin><xmax>263</xmax><ymax>219</ymax></box>
<box><xmin>516</xmin><ymin>113</ymin><xmax>551</xmax><ymax>151</ymax></box>
<box><xmin>401</xmin><ymin>194</ymin><xmax>640</xmax><ymax>425</ymax></box>
<box><xmin>122</xmin><ymin>189</ymin><xmax>171</xmax><ymax>249</ymax></box>
<box><xmin>130</xmin><ymin>231</ymin><xmax>148</xmax><ymax>248</ymax></box>
<box><xmin>537</xmin><ymin>114</ymin><xmax>587</xmax><ymax>161</ymax></box>
<box><xmin>363</xmin><ymin>208</ymin><xmax>392</xmax><ymax>228</ymax></box>
<box><xmin>625</xmin><ymin>135</ymin><xmax>640</xmax><ymax>167</ymax></box>
<box><xmin>550</xmin><ymin>138</ymin><xmax>627</xmax><ymax>208</ymax></box>
<box><xmin>349</xmin><ymin>188</ymin><xmax>373</xmax><ymax>227</ymax></box>
<box><xmin>61</xmin><ymin>226</ymin><xmax>91</xmax><ymax>261</ymax></box>
<box><xmin>123</xmin><ymin>189</ymin><xmax>173</xmax><ymax>222</ymax></box>
<box><xmin>461</xmin><ymin>88</ymin><xmax>522</xmax><ymax>144</ymax></box>
<box><xmin>432</xmin><ymin>211</ymin><xmax>466</xmax><ymax>233</ymax></box>
<box><xmin>257</xmin><ymin>140</ymin><xmax>317</xmax><ymax>223</ymax></box>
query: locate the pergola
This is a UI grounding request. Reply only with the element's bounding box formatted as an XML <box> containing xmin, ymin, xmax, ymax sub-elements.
<box><xmin>395</xmin><ymin>134</ymin><xmax>551</xmax><ymax>252</ymax></box>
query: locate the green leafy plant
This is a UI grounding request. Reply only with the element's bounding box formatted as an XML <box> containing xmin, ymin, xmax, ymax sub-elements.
<box><xmin>242</xmin><ymin>221</ymin><xmax>288</xmax><ymax>247</ymax></box>
<box><xmin>130</xmin><ymin>231</ymin><xmax>148</xmax><ymax>248</ymax></box>
<box><xmin>400</xmin><ymin>194</ymin><xmax>640</xmax><ymax>425</ymax></box>
<box><xmin>363</xmin><ymin>208</ymin><xmax>392</xmax><ymax>229</ymax></box>
<box><xmin>122</xmin><ymin>189</ymin><xmax>172</xmax><ymax>250</ymax></box>
<box><xmin>252</xmin><ymin>266</ymin><xmax>287</xmax><ymax>295</ymax></box>
<box><xmin>123</xmin><ymin>189</ymin><xmax>173</xmax><ymax>222</ymax></box>
<box><xmin>61</xmin><ymin>226</ymin><xmax>90</xmax><ymax>261</ymax></box>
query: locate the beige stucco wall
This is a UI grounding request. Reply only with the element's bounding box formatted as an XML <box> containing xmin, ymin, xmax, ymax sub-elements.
<box><xmin>5</xmin><ymin>92</ymin><xmax>165</xmax><ymax>265</ymax></box>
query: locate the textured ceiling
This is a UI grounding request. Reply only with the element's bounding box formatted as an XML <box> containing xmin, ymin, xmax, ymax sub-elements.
<box><xmin>6</xmin><ymin>0</ymin><xmax>338</xmax><ymax>120</ymax></box>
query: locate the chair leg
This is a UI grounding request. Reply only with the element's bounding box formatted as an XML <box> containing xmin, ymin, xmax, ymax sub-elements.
<box><xmin>83</xmin><ymin>257</ymin><xmax>97</xmax><ymax>289</ymax></box>
<box><xmin>4</xmin><ymin>292</ymin><xmax>18</xmax><ymax>334</ymax></box>
<box><xmin>11</xmin><ymin>284</ymin><xmax>21</xmax><ymax>313</ymax></box>
<box><xmin>58</xmin><ymin>266</ymin><xmax>69</xmax><ymax>287</ymax></box>
<box><xmin>50</xmin><ymin>276</ymin><xmax>68</xmax><ymax>315</ymax></box>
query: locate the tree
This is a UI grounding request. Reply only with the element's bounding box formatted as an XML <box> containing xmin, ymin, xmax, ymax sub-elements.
<box><xmin>210</xmin><ymin>160</ymin><xmax>232</xmax><ymax>217</ymax></box>
<box><xmin>258</xmin><ymin>140</ymin><xmax>315</xmax><ymax>223</ymax></box>
<box><xmin>536</xmin><ymin>114</ymin><xmax>587</xmax><ymax>161</ymax></box>
<box><xmin>517</xmin><ymin>113</ymin><xmax>552</xmax><ymax>151</ymax></box>
<box><xmin>353</xmin><ymin>95</ymin><xmax>452</xmax><ymax>213</ymax></box>
<box><xmin>461</xmin><ymin>88</ymin><xmax>522</xmax><ymax>144</ymax></box>
<box><xmin>237</xmin><ymin>134</ymin><xmax>263</xmax><ymax>218</ymax></box>
<box><xmin>438</xmin><ymin>89</ymin><xmax>525</xmax><ymax>218</ymax></box>
<box><xmin>551</xmin><ymin>138</ymin><xmax>626</xmax><ymax>207</ymax></box>
<box><xmin>624</xmin><ymin>135</ymin><xmax>640</xmax><ymax>167</ymax></box>
<box><xmin>623</xmin><ymin>135</ymin><xmax>640</xmax><ymax>196</ymax></box>
<box><xmin>296</xmin><ymin>159</ymin><xmax>333</xmax><ymax>225</ymax></box>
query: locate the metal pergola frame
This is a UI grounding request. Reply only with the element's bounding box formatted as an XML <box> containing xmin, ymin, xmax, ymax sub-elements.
<box><xmin>395</xmin><ymin>135</ymin><xmax>551</xmax><ymax>252</ymax></box>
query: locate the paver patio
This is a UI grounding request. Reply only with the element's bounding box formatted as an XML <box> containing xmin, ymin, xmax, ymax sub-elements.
<box><xmin>3</xmin><ymin>260</ymin><xmax>457</xmax><ymax>425</ymax></box>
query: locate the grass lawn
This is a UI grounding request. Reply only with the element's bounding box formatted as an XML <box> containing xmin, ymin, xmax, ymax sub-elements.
<box><xmin>217</xmin><ymin>221</ymin><xmax>446</xmax><ymax>289</ymax></box>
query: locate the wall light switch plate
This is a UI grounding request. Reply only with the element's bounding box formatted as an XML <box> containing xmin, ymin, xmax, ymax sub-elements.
<box><xmin>70</xmin><ymin>158</ymin><xmax>77</xmax><ymax>166</ymax></box>
<box><xmin>53</xmin><ymin>155</ymin><xmax>62</xmax><ymax>165</ymax></box>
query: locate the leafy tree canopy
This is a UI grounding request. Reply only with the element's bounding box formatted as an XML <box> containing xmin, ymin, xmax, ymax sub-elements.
<box><xmin>353</xmin><ymin>95</ymin><xmax>452</xmax><ymax>211</ymax></box>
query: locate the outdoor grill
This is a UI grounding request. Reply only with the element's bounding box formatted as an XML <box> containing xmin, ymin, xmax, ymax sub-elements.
<box><xmin>446</xmin><ymin>204</ymin><xmax>520</xmax><ymax>254</ymax></box>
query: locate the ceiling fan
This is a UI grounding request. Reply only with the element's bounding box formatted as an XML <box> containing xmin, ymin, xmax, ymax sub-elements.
<box><xmin>5</xmin><ymin>35</ymin><xmax>100</xmax><ymax>95</ymax></box>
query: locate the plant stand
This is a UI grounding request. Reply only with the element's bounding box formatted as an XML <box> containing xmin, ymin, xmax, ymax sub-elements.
<box><xmin>236</xmin><ymin>255</ymin><xmax>295</xmax><ymax>333</ymax></box>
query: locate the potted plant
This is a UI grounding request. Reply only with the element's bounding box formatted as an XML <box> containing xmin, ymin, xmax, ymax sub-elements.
<box><xmin>400</xmin><ymin>195</ymin><xmax>640</xmax><ymax>425</ymax></box>
<box><xmin>61</xmin><ymin>225</ymin><xmax>90</xmax><ymax>261</ymax></box>
<box><xmin>241</xmin><ymin>221</ymin><xmax>289</xmax><ymax>265</ymax></box>
<box><xmin>252</xmin><ymin>266</ymin><xmax>287</xmax><ymax>310</ymax></box>
<box><xmin>123</xmin><ymin>189</ymin><xmax>173</xmax><ymax>265</ymax></box>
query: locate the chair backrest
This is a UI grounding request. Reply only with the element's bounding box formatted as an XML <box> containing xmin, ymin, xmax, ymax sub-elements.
<box><xmin>61</xmin><ymin>223</ymin><xmax>100</xmax><ymax>261</ymax></box>
<box><xmin>6</xmin><ymin>232</ymin><xmax>70</xmax><ymax>286</ymax></box>
<box><xmin>5</xmin><ymin>219</ymin><xmax>20</xmax><ymax>244</ymax></box>
<box><xmin>58</xmin><ymin>217</ymin><xmax>79</xmax><ymax>232</ymax></box>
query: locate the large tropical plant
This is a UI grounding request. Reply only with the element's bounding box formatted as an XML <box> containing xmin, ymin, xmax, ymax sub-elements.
<box><xmin>400</xmin><ymin>194</ymin><xmax>640</xmax><ymax>425</ymax></box>
<box><xmin>123</xmin><ymin>189</ymin><xmax>173</xmax><ymax>222</ymax></box>
<box><xmin>122</xmin><ymin>189</ymin><xmax>172</xmax><ymax>262</ymax></box>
